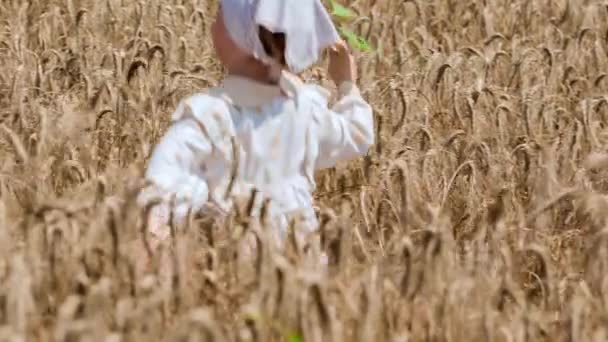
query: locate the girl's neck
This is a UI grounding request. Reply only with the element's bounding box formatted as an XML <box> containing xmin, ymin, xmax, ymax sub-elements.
<box><xmin>228</xmin><ymin>59</ymin><xmax>278</xmax><ymax>85</ymax></box>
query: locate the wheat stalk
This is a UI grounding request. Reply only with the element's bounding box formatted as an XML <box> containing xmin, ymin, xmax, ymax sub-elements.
<box><xmin>0</xmin><ymin>0</ymin><xmax>606</xmax><ymax>340</ymax></box>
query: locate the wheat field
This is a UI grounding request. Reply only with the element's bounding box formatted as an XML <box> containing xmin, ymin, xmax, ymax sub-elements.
<box><xmin>1</xmin><ymin>0</ymin><xmax>608</xmax><ymax>340</ymax></box>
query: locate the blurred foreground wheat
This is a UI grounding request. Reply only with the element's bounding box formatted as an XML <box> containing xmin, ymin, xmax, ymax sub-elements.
<box><xmin>1</xmin><ymin>0</ymin><xmax>608</xmax><ymax>341</ymax></box>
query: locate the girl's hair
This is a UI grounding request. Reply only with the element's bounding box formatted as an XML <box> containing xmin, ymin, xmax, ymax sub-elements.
<box><xmin>258</xmin><ymin>26</ymin><xmax>286</xmax><ymax>66</ymax></box>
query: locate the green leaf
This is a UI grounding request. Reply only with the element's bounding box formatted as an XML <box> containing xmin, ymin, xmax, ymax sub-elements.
<box><xmin>287</xmin><ymin>332</ymin><xmax>303</xmax><ymax>342</ymax></box>
<box><xmin>339</xmin><ymin>27</ymin><xmax>374</xmax><ymax>52</ymax></box>
<box><xmin>330</xmin><ymin>0</ymin><xmax>356</xmax><ymax>19</ymax></box>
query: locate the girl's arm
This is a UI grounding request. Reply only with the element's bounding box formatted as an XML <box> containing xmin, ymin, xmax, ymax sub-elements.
<box><xmin>313</xmin><ymin>81</ymin><xmax>374</xmax><ymax>169</ymax></box>
<box><xmin>313</xmin><ymin>41</ymin><xmax>374</xmax><ymax>169</ymax></box>
<box><xmin>140</xmin><ymin>117</ymin><xmax>213</xmax><ymax>239</ymax></box>
<box><xmin>140</xmin><ymin>92</ymin><xmax>233</xmax><ymax>239</ymax></box>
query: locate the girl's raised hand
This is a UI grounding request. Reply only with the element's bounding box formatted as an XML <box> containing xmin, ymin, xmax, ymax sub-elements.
<box><xmin>328</xmin><ymin>41</ymin><xmax>357</xmax><ymax>86</ymax></box>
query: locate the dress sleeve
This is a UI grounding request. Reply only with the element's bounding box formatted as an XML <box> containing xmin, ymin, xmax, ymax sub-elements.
<box><xmin>312</xmin><ymin>81</ymin><xmax>374</xmax><ymax>169</ymax></box>
<box><xmin>142</xmin><ymin>118</ymin><xmax>212</xmax><ymax>216</ymax></box>
<box><xmin>140</xmin><ymin>92</ymin><xmax>234</xmax><ymax>230</ymax></box>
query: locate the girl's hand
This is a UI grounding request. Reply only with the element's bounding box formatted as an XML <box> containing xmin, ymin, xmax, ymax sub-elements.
<box><xmin>328</xmin><ymin>41</ymin><xmax>357</xmax><ymax>86</ymax></box>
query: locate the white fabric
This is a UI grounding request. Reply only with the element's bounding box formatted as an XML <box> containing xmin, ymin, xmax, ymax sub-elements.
<box><xmin>220</xmin><ymin>0</ymin><xmax>341</xmax><ymax>73</ymax></box>
<box><xmin>139</xmin><ymin>72</ymin><xmax>374</xmax><ymax>243</ymax></box>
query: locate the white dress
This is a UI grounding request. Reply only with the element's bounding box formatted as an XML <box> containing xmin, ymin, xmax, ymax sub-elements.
<box><xmin>138</xmin><ymin>71</ymin><xmax>374</xmax><ymax>243</ymax></box>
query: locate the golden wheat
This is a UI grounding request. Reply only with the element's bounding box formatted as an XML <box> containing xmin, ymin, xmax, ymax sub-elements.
<box><xmin>1</xmin><ymin>0</ymin><xmax>608</xmax><ymax>340</ymax></box>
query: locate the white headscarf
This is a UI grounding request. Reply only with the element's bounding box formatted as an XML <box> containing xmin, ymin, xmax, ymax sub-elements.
<box><xmin>220</xmin><ymin>0</ymin><xmax>341</xmax><ymax>74</ymax></box>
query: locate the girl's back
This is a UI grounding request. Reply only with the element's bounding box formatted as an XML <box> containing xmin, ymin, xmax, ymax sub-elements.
<box><xmin>144</xmin><ymin>71</ymin><xmax>373</xmax><ymax>236</ymax></box>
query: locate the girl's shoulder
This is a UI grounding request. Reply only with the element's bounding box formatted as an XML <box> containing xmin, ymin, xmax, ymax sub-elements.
<box><xmin>171</xmin><ymin>88</ymin><xmax>236</xmax><ymax>144</ymax></box>
<box><xmin>171</xmin><ymin>88</ymin><xmax>233</xmax><ymax>122</ymax></box>
<box><xmin>279</xmin><ymin>72</ymin><xmax>331</xmax><ymax>108</ymax></box>
<box><xmin>301</xmin><ymin>83</ymin><xmax>331</xmax><ymax>102</ymax></box>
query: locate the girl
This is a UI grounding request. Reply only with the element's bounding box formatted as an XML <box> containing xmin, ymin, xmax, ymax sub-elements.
<box><xmin>138</xmin><ymin>0</ymin><xmax>374</xmax><ymax>254</ymax></box>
